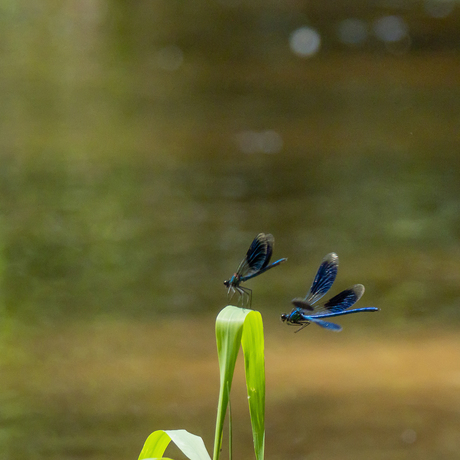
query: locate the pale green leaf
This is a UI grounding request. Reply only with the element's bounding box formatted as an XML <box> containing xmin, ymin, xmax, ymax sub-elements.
<box><xmin>139</xmin><ymin>429</ymin><xmax>211</xmax><ymax>460</ymax></box>
<box><xmin>165</xmin><ymin>430</ymin><xmax>211</xmax><ymax>460</ymax></box>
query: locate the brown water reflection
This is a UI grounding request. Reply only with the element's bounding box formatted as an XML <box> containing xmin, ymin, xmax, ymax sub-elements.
<box><xmin>3</xmin><ymin>319</ymin><xmax>460</xmax><ymax>460</ymax></box>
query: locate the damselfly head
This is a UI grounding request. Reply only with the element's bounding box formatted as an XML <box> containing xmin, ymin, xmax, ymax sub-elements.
<box><xmin>280</xmin><ymin>313</ymin><xmax>288</xmax><ymax>323</ymax></box>
<box><xmin>223</xmin><ymin>273</ymin><xmax>239</xmax><ymax>288</ymax></box>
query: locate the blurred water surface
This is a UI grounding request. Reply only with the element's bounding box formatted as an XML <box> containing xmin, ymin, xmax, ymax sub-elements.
<box><xmin>1</xmin><ymin>1</ymin><xmax>460</xmax><ymax>459</ymax></box>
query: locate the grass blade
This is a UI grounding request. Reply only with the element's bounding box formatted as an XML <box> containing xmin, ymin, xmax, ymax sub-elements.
<box><xmin>213</xmin><ymin>306</ymin><xmax>246</xmax><ymax>460</ymax></box>
<box><xmin>139</xmin><ymin>429</ymin><xmax>211</xmax><ymax>460</ymax></box>
<box><xmin>228</xmin><ymin>387</ymin><xmax>232</xmax><ymax>460</ymax></box>
<box><xmin>138</xmin><ymin>430</ymin><xmax>171</xmax><ymax>459</ymax></box>
<box><xmin>241</xmin><ymin>310</ymin><xmax>265</xmax><ymax>460</ymax></box>
<box><xmin>213</xmin><ymin>306</ymin><xmax>265</xmax><ymax>460</ymax></box>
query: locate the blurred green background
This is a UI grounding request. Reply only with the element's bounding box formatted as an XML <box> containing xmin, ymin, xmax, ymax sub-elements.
<box><xmin>1</xmin><ymin>1</ymin><xmax>460</xmax><ymax>459</ymax></box>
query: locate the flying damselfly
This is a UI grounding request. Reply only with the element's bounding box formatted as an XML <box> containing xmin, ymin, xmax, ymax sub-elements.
<box><xmin>281</xmin><ymin>253</ymin><xmax>378</xmax><ymax>331</ymax></box>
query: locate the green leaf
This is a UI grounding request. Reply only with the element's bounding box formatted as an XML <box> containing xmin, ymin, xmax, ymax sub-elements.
<box><xmin>241</xmin><ymin>310</ymin><xmax>265</xmax><ymax>460</ymax></box>
<box><xmin>139</xmin><ymin>431</ymin><xmax>171</xmax><ymax>460</ymax></box>
<box><xmin>139</xmin><ymin>429</ymin><xmax>211</xmax><ymax>460</ymax></box>
<box><xmin>213</xmin><ymin>306</ymin><xmax>265</xmax><ymax>460</ymax></box>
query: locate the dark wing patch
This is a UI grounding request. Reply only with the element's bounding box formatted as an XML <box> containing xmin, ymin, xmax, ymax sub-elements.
<box><xmin>291</xmin><ymin>298</ymin><xmax>314</xmax><ymax>311</ymax></box>
<box><xmin>316</xmin><ymin>284</ymin><xmax>365</xmax><ymax>314</ymax></box>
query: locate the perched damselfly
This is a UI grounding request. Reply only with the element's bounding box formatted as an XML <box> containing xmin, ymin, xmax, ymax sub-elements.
<box><xmin>224</xmin><ymin>233</ymin><xmax>287</xmax><ymax>305</ymax></box>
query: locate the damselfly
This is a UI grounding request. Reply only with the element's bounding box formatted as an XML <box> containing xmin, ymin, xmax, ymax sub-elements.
<box><xmin>224</xmin><ymin>233</ymin><xmax>287</xmax><ymax>304</ymax></box>
<box><xmin>281</xmin><ymin>253</ymin><xmax>378</xmax><ymax>331</ymax></box>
